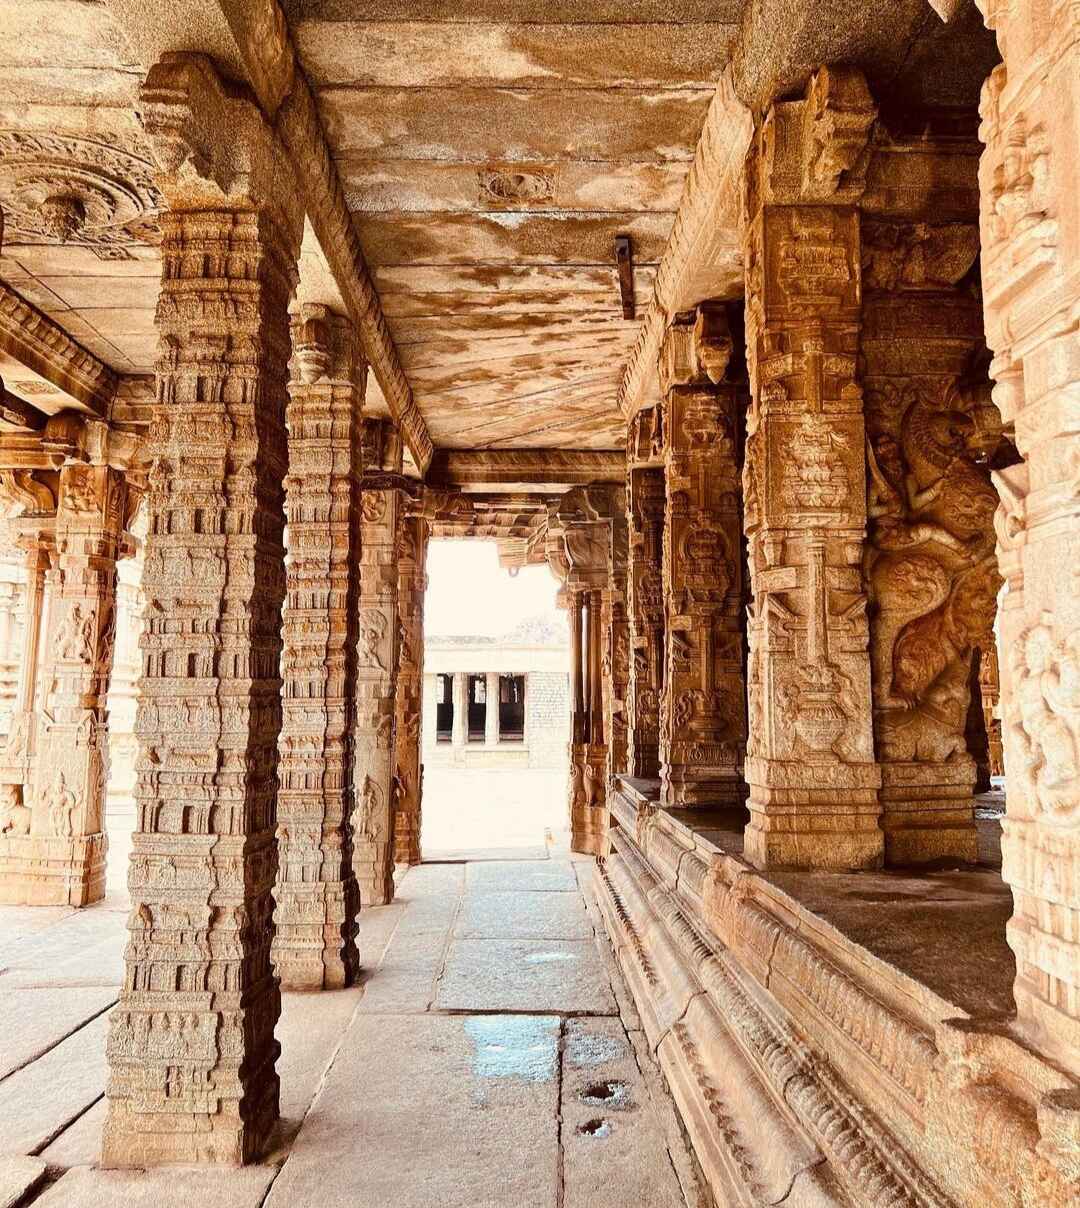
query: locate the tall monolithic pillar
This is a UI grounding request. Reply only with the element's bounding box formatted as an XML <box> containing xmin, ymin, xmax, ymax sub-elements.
<box><xmin>393</xmin><ymin>512</ymin><xmax>426</xmax><ymax>865</ymax></box>
<box><xmin>555</xmin><ymin>486</ymin><xmax>617</xmax><ymax>854</ymax></box>
<box><xmin>0</xmin><ymin>460</ymin><xmax>127</xmax><ymax>906</ymax></box>
<box><xmin>272</xmin><ymin>306</ymin><xmax>364</xmax><ymax>991</ymax></box>
<box><xmin>861</xmin><ymin>181</ymin><xmax>1001</xmax><ymax>864</ymax></box>
<box><xmin>0</xmin><ymin>539</ymin><xmax>48</xmax><ymax>836</ymax></box>
<box><xmin>625</xmin><ymin>409</ymin><xmax>666</xmax><ymax>780</ymax></box>
<box><xmin>602</xmin><ymin>491</ymin><xmax>630</xmax><ymax>791</ymax></box>
<box><xmin>977</xmin><ymin>0</ymin><xmax>1080</xmax><ymax>1076</ymax></box>
<box><xmin>742</xmin><ymin>67</ymin><xmax>882</xmax><ymax>869</ymax></box>
<box><xmin>34</xmin><ymin>460</ymin><xmax>127</xmax><ymax>905</ymax></box>
<box><xmin>484</xmin><ymin>672</ymin><xmax>500</xmax><ymax>746</ymax></box>
<box><xmin>658</xmin><ymin>306</ymin><xmax>747</xmax><ymax>808</ymax></box>
<box><xmin>352</xmin><ymin>419</ymin><xmax>401</xmax><ymax>906</ymax></box>
<box><xmin>102</xmin><ymin>55</ymin><xmax>303</xmax><ymax>1167</ymax></box>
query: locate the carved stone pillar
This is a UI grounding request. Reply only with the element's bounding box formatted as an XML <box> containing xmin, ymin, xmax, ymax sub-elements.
<box><xmin>102</xmin><ymin>55</ymin><xmax>303</xmax><ymax>1168</ymax></box>
<box><xmin>742</xmin><ymin>67</ymin><xmax>882</xmax><ymax>869</ymax></box>
<box><xmin>626</xmin><ymin>429</ymin><xmax>666</xmax><ymax>780</ymax></box>
<box><xmin>602</xmin><ymin>499</ymin><xmax>630</xmax><ymax>789</ymax></box>
<box><xmin>272</xmin><ymin>306</ymin><xmax>364</xmax><ymax>991</ymax></box>
<box><xmin>861</xmin><ymin>215</ymin><xmax>1000</xmax><ymax>864</ymax></box>
<box><xmin>658</xmin><ymin>306</ymin><xmax>747</xmax><ymax>808</ymax></box>
<box><xmin>553</xmin><ymin>486</ymin><xmax>620</xmax><ymax>855</ymax></box>
<box><xmin>352</xmin><ymin>420</ymin><xmax>402</xmax><ymax>907</ymax></box>
<box><xmin>0</xmin><ymin>541</ymin><xmax>48</xmax><ymax>791</ymax></box>
<box><xmin>0</xmin><ymin>462</ymin><xmax>124</xmax><ymax>907</ymax></box>
<box><xmin>977</xmin><ymin>0</ymin><xmax>1080</xmax><ymax>1077</ymax></box>
<box><xmin>393</xmin><ymin>513</ymin><xmax>426</xmax><ymax>866</ymax></box>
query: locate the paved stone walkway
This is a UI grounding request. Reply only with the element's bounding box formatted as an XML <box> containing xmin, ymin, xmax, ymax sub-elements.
<box><xmin>0</xmin><ymin>855</ymin><xmax>702</xmax><ymax>1207</ymax></box>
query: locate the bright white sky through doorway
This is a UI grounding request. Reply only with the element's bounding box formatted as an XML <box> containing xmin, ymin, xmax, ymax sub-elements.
<box><xmin>424</xmin><ymin>540</ymin><xmax>563</xmax><ymax>638</ymax></box>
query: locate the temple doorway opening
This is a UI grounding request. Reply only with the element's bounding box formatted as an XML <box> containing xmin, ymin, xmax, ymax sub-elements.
<box><xmin>420</xmin><ymin>540</ymin><xmax>570</xmax><ymax>858</ymax></box>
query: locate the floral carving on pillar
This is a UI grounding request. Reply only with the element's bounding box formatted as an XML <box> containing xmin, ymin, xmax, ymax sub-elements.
<box><xmin>102</xmin><ymin>53</ymin><xmax>304</xmax><ymax>1168</ymax></box>
<box><xmin>658</xmin><ymin>304</ymin><xmax>747</xmax><ymax>808</ymax></box>
<box><xmin>975</xmin><ymin>0</ymin><xmax>1080</xmax><ymax>1095</ymax></box>
<box><xmin>393</xmin><ymin>511</ymin><xmax>427</xmax><ymax>867</ymax></box>
<box><xmin>272</xmin><ymin>306</ymin><xmax>364</xmax><ymax>991</ymax></box>
<box><xmin>743</xmin><ymin>66</ymin><xmax>882</xmax><ymax>870</ymax></box>
<box><xmin>353</xmin><ymin>419</ymin><xmax>402</xmax><ymax>906</ymax></box>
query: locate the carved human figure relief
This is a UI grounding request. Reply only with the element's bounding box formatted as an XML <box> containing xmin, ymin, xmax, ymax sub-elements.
<box><xmin>357</xmin><ymin>608</ymin><xmax>388</xmax><ymax>671</ymax></box>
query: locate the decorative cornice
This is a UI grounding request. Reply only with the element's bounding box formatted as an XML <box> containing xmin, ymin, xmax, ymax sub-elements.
<box><xmin>616</xmin><ymin>71</ymin><xmax>753</xmax><ymax>420</ymax></box>
<box><xmin>0</xmin><ymin>283</ymin><xmax>117</xmax><ymax>417</ymax></box>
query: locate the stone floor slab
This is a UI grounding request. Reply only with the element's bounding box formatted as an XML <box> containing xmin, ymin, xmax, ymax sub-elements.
<box><xmin>38</xmin><ymin>1097</ymin><xmax>106</xmax><ymax>1169</ymax></box>
<box><xmin>355</xmin><ymin>929</ymin><xmax>451</xmax><ymax>1014</ymax></box>
<box><xmin>561</xmin><ymin>1017</ymin><xmax>685</xmax><ymax>1208</ymax></box>
<box><xmin>0</xmin><ymin>1013</ymin><xmax>109</xmax><ymax>1157</ymax></box>
<box><xmin>0</xmin><ymin>1156</ymin><xmax>46</xmax><ymax>1208</ymax></box>
<box><xmin>277</xmin><ymin>988</ymin><xmax>363</xmax><ymax>1125</ymax></box>
<box><xmin>36</xmin><ymin>1165</ymin><xmax>275</xmax><ymax>1208</ymax></box>
<box><xmin>435</xmin><ymin>937</ymin><xmax>617</xmax><ymax>1015</ymax></box>
<box><xmin>425</xmin><ymin>846</ymin><xmax>551</xmax><ymax>862</ymax></box>
<box><xmin>0</xmin><ymin>986</ymin><xmax>116</xmax><ymax>1079</ymax></box>
<box><xmin>455</xmin><ymin>891</ymin><xmax>592</xmax><ymax>941</ymax></box>
<box><xmin>395</xmin><ymin>863</ymin><xmax>466</xmax><ymax>897</ymax></box>
<box><xmin>265</xmin><ymin>1013</ymin><xmax>560</xmax><ymax>1208</ymax></box>
<box><xmin>465</xmin><ymin>860</ymin><xmax>578</xmax><ymax>893</ymax></box>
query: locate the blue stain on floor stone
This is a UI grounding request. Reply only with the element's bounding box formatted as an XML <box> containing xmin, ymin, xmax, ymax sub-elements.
<box><xmin>464</xmin><ymin>1014</ymin><xmax>559</xmax><ymax>1082</ymax></box>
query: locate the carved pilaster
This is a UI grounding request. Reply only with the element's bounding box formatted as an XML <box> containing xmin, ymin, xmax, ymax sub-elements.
<box><xmin>626</xmin><ymin>458</ymin><xmax>665</xmax><ymax>780</ymax></box>
<box><xmin>743</xmin><ymin>67</ymin><xmax>882</xmax><ymax>870</ymax></box>
<box><xmin>393</xmin><ymin>512</ymin><xmax>426</xmax><ymax>866</ymax></box>
<box><xmin>272</xmin><ymin>307</ymin><xmax>364</xmax><ymax>991</ymax></box>
<box><xmin>862</xmin><ymin>219</ymin><xmax>1000</xmax><ymax>865</ymax></box>
<box><xmin>658</xmin><ymin>305</ymin><xmax>747</xmax><ymax>808</ymax></box>
<box><xmin>353</xmin><ymin>419</ymin><xmax>401</xmax><ymax>906</ymax></box>
<box><xmin>103</xmin><ymin>53</ymin><xmax>303</xmax><ymax>1167</ymax></box>
<box><xmin>976</xmin><ymin>0</ymin><xmax>1080</xmax><ymax>1092</ymax></box>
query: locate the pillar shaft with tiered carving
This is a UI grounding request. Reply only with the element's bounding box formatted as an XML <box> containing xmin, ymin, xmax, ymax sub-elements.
<box><xmin>272</xmin><ymin>306</ymin><xmax>364</xmax><ymax>991</ymax></box>
<box><xmin>352</xmin><ymin>420</ymin><xmax>402</xmax><ymax>906</ymax></box>
<box><xmin>393</xmin><ymin>512</ymin><xmax>426</xmax><ymax>865</ymax></box>
<box><xmin>102</xmin><ymin>55</ymin><xmax>303</xmax><ymax>1168</ymax></box>
<box><xmin>743</xmin><ymin>67</ymin><xmax>882</xmax><ymax>869</ymax></box>
<box><xmin>658</xmin><ymin>306</ymin><xmax>746</xmax><ymax>808</ymax></box>
<box><xmin>625</xmin><ymin>411</ymin><xmax>666</xmax><ymax>780</ymax></box>
<box><xmin>976</xmin><ymin>0</ymin><xmax>1080</xmax><ymax>1082</ymax></box>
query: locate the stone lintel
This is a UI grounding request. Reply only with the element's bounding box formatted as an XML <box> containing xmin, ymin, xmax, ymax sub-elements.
<box><xmin>426</xmin><ymin>449</ymin><xmax>625</xmax><ymax>494</ymax></box>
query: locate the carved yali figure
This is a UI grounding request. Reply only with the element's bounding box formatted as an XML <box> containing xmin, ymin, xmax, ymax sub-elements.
<box><xmin>1012</xmin><ymin>617</ymin><xmax>1080</xmax><ymax>820</ymax></box>
<box><xmin>866</xmin><ymin>381</ymin><xmax>1003</xmax><ymax>762</ymax></box>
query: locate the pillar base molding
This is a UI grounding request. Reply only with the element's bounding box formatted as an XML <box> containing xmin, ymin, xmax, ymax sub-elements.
<box><xmin>569</xmin><ymin>741</ymin><xmax>607</xmax><ymax>856</ymax></box>
<box><xmin>274</xmin><ymin>881</ymin><xmax>359</xmax><ymax>992</ymax></box>
<box><xmin>660</xmin><ymin>765</ymin><xmax>746</xmax><ymax>809</ymax></box>
<box><xmin>745</xmin><ymin>756</ymin><xmax>882</xmax><ymax>870</ymax></box>
<box><xmin>0</xmin><ymin>831</ymin><xmax>106</xmax><ymax>906</ymax></box>
<box><xmin>879</xmin><ymin>761</ymin><xmax>979</xmax><ymax>867</ymax></box>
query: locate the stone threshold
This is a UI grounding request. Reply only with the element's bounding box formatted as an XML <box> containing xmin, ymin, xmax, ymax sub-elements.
<box><xmin>593</xmin><ymin>777</ymin><xmax>1080</xmax><ymax>1206</ymax></box>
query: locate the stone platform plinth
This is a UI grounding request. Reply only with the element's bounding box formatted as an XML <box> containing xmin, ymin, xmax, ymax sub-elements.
<box><xmin>0</xmin><ymin>832</ymin><xmax>106</xmax><ymax>906</ymax></box>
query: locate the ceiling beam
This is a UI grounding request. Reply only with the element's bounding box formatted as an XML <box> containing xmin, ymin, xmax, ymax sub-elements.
<box><xmin>105</xmin><ymin>0</ymin><xmax>434</xmax><ymax>475</ymax></box>
<box><xmin>427</xmin><ymin>449</ymin><xmax>625</xmax><ymax>495</ymax></box>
